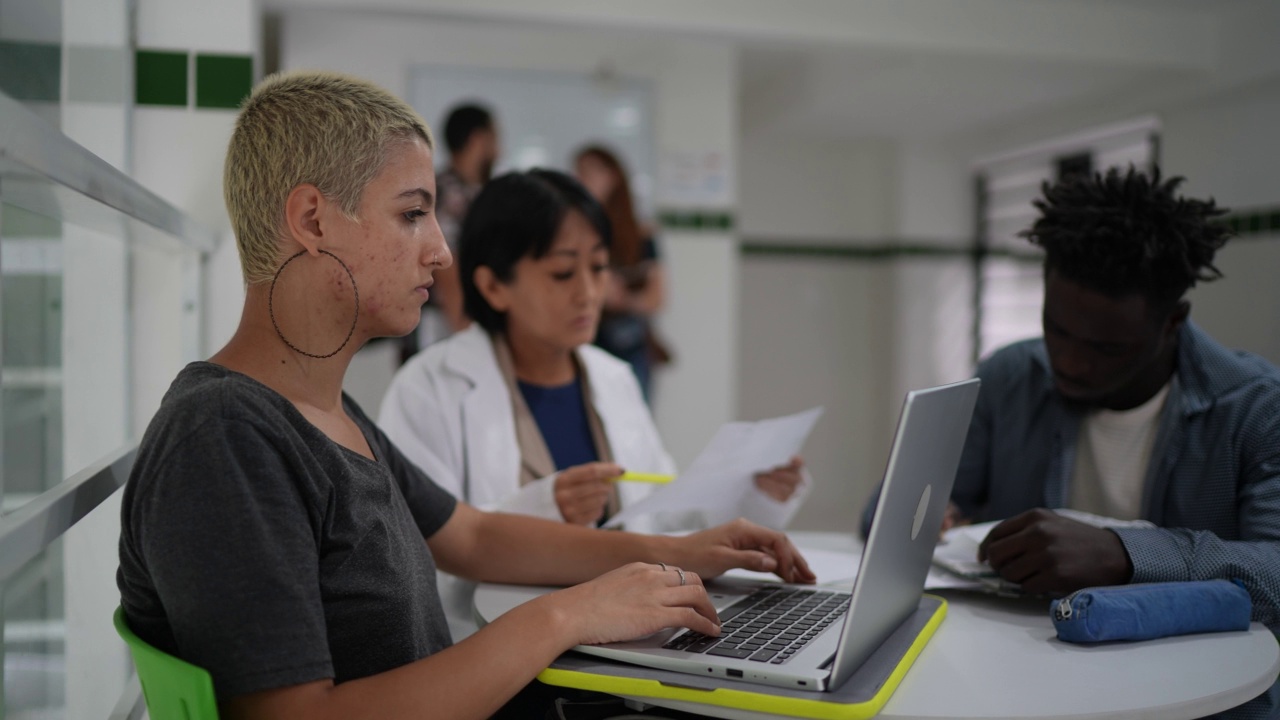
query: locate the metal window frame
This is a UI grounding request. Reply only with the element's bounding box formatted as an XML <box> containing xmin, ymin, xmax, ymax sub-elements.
<box><xmin>0</xmin><ymin>444</ymin><xmax>136</xmax><ymax>582</ymax></box>
<box><xmin>0</xmin><ymin>91</ymin><xmax>218</xmax><ymax>254</ymax></box>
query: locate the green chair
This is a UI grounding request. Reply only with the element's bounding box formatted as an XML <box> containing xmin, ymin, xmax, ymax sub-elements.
<box><xmin>114</xmin><ymin>606</ymin><xmax>220</xmax><ymax>720</ymax></box>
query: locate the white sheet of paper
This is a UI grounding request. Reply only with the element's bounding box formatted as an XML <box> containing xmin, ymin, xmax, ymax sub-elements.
<box><xmin>932</xmin><ymin>521</ymin><xmax>1000</xmax><ymax>578</ymax></box>
<box><xmin>602</xmin><ymin>407</ymin><xmax>824</xmax><ymax>529</ymax></box>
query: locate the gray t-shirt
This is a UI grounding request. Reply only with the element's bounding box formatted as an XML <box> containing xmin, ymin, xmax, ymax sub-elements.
<box><xmin>117</xmin><ymin>362</ymin><xmax>457</xmax><ymax>700</ymax></box>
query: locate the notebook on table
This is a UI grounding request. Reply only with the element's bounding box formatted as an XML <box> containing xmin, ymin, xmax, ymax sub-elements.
<box><xmin>479</xmin><ymin>379</ymin><xmax>980</xmax><ymax>697</ymax></box>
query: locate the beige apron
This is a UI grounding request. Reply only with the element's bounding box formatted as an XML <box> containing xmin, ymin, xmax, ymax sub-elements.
<box><xmin>491</xmin><ymin>334</ymin><xmax>620</xmax><ymax>521</ymax></box>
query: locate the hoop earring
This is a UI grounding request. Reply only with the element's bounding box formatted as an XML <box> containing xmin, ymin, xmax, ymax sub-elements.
<box><xmin>268</xmin><ymin>249</ymin><xmax>359</xmax><ymax>359</ymax></box>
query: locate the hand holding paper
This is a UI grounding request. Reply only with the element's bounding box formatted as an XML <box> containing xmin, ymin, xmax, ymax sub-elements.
<box><xmin>602</xmin><ymin>407</ymin><xmax>823</xmax><ymax>528</ymax></box>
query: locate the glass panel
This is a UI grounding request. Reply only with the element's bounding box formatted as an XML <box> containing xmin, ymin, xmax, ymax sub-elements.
<box><xmin>2</xmin><ymin>537</ymin><xmax>65</xmax><ymax>719</ymax></box>
<box><xmin>1</xmin><ymin>203</ymin><xmax>63</xmax><ymax>513</ymax></box>
<box><xmin>1</xmin><ymin>2</ymin><xmax>213</xmax><ymax>715</ymax></box>
<box><xmin>0</xmin><ymin>204</ymin><xmax>180</xmax><ymax>720</ymax></box>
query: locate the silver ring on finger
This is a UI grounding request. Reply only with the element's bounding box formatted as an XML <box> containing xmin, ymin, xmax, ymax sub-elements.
<box><xmin>675</xmin><ymin>567</ymin><xmax>686</xmax><ymax>586</ymax></box>
<box><xmin>657</xmin><ymin>562</ymin><xmax>668</xmax><ymax>571</ymax></box>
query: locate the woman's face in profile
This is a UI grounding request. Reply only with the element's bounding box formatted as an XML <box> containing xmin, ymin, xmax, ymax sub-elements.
<box><xmin>493</xmin><ymin>210</ymin><xmax>609</xmax><ymax>354</ymax></box>
<box><xmin>331</xmin><ymin>137</ymin><xmax>449</xmax><ymax>339</ymax></box>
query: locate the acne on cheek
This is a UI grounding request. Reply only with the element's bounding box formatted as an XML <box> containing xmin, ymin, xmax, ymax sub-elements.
<box><xmin>362</xmin><ymin>279</ymin><xmax>391</xmax><ymax>315</ymax></box>
<box><xmin>330</xmin><ymin>267</ymin><xmax>351</xmax><ymax>301</ymax></box>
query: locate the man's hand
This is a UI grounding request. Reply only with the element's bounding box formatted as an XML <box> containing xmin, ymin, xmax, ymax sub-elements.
<box><xmin>670</xmin><ymin>519</ymin><xmax>817</xmax><ymax>584</ymax></box>
<box><xmin>553</xmin><ymin>463</ymin><xmax>622</xmax><ymax>526</ymax></box>
<box><xmin>753</xmin><ymin>456</ymin><xmax>805</xmax><ymax>502</ymax></box>
<box><xmin>978</xmin><ymin>508</ymin><xmax>1134</xmax><ymax>595</ymax></box>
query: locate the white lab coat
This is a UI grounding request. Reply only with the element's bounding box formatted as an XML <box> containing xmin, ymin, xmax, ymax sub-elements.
<box><xmin>379</xmin><ymin>325</ymin><xmax>808</xmax><ymax>638</ymax></box>
<box><xmin>379</xmin><ymin>325</ymin><xmax>807</xmax><ymax>530</ymax></box>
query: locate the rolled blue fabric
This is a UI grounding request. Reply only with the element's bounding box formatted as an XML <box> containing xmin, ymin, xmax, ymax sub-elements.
<box><xmin>1051</xmin><ymin>579</ymin><xmax>1252</xmax><ymax>644</ymax></box>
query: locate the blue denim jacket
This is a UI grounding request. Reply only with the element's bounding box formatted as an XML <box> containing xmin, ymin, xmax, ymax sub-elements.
<box><xmin>950</xmin><ymin>321</ymin><xmax>1280</xmax><ymax>719</ymax></box>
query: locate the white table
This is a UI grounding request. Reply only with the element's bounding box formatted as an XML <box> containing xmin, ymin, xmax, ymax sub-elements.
<box><xmin>473</xmin><ymin>532</ymin><xmax>1280</xmax><ymax>719</ymax></box>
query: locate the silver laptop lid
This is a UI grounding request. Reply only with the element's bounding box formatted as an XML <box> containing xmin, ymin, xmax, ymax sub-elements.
<box><xmin>827</xmin><ymin>378</ymin><xmax>980</xmax><ymax>690</ymax></box>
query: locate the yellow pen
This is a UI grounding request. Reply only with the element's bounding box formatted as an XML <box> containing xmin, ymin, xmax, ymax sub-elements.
<box><xmin>614</xmin><ymin>471</ymin><xmax>675</xmax><ymax>484</ymax></box>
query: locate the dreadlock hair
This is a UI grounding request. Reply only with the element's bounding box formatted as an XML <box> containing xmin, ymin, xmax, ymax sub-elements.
<box><xmin>1020</xmin><ymin>166</ymin><xmax>1232</xmax><ymax>315</ymax></box>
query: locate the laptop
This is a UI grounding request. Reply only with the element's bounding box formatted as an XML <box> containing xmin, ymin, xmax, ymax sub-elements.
<box><xmin>555</xmin><ymin>378</ymin><xmax>981</xmax><ymax>693</ymax></box>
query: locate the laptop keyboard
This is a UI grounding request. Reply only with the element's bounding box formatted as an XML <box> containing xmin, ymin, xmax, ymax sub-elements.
<box><xmin>662</xmin><ymin>586</ymin><xmax>849</xmax><ymax>664</ymax></box>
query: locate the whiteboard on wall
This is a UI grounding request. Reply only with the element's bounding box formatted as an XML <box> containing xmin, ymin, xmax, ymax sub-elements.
<box><xmin>407</xmin><ymin>64</ymin><xmax>656</xmax><ymax>218</ymax></box>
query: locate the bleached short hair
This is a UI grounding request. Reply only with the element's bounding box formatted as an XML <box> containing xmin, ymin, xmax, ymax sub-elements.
<box><xmin>224</xmin><ymin>71</ymin><xmax>433</xmax><ymax>284</ymax></box>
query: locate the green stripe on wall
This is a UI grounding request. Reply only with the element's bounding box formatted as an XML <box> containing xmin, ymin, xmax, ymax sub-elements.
<box><xmin>136</xmin><ymin>50</ymin><xmax>188</xmax><ymax>106</ymax></box>
<box><xmin>741</xmin><ymin>209</ymin><xmax>1280</xmax><ymax>262</ymax></box>
<box><xmin>195</xmin><ymin>53</ymin><xmax>252</xmax><ymax>109</ymax></box>
<box><xmin>658</xmin><ymin>210</ymin><xmax>734</xmax><ymax>231</ymax></box>
<box><xmin>740</xmin><ymin>242</ymin><xmax>1040</xmax><ymax>262</ymax></box>
<box><xmin>0</xmin><ymin>41</ymin><xmax>61</xmax><ymax>102</ymax></box>
<box><xmin>1223</xmin><ymin>207</ymin><xmax>1280</xmax><ymax>237</ymax></box>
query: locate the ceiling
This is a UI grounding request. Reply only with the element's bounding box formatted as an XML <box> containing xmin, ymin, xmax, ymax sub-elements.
<box><xmin>266</xmin><ymin>0</ymin><xmax>1280</xmax><ymax>143</ymax></box>
<box><xmin>739</xmin><ymin>46</ymin><xmax>1181</xmax><ymax>141</ymax></box>
<box><xmin>734</xmin><ymin>0</ymin><xmax>1279</xmax><ymax>141</ymax></box>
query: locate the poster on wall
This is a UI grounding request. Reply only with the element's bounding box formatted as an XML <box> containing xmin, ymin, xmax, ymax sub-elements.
<box><xmin>659</xmin><ymin>149</ymin><xmax>732</xmax><ymax>208</ymax></box>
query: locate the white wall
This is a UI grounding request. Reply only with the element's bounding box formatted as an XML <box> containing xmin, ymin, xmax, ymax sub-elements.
<box><xmin>281</xmin><ymin>11</ymin><xmax>742</xmax><ymax>466</ymax></box>
<box><xmin>58</xmin><ymin>0</ymin><xmax>135</xmax><ymax>713</ymax></box>
<box><xmin>1166</xmin><ymin>81</ymin><xmax>1280</xmax><ymax>365</ymax></box>
<box><xmin>735</xmin><ymin>130</ymin><xmax>901</xmax><ymax>529</ymax></box>
<box><xmin>735</xmin><ymin>129</ymin><xmax>981</xmax><ymax>529</ymax></box>
<box><xmin>738</xmin><ymin>256</ymin><xmax>897</xmax><ymax>530</ymax></box>
<box><xmin>738</xmin><ymin>132</ymin><xmax>896</xmax><ymax>242</ymax></box>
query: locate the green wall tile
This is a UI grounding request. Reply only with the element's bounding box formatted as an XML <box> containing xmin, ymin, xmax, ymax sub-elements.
<box><xmin>659</xmin><ymin>209</ymin><xmax>736</xmax><ymax>232</ymax></box>
<box><xmin>136</xmin><ymin>49</ymin><xmax>188</xmax><ymax>106</ymax></box>
<box><xmin>0</xmin><ymin>41</ymin><xmax>61</xmax><ymax>102</ymax></box>
<box><xmin>195</xmin><ymin>53</ymin><xmax>252</xmax><ymax>109</ymax></box>
<box><xmin>707</xmin><ymin>212</ymin><xmax>734</xmax><ymax>231</ymax></box>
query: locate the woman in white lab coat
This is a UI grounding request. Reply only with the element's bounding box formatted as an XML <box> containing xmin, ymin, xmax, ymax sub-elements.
<box><xmin>379</xmin><ymin>169</ymin><xmax>808</xmax><ymax>535</ymax></box>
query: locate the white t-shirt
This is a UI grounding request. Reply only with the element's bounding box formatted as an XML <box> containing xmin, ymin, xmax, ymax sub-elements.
<box><xmin>1068</xmin><ymin>382</ymin><xmax>1171</xmax><ymax>521</ymax></box>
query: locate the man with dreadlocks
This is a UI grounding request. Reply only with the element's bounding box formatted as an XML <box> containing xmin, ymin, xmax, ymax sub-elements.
<box><xmin>942</xmin><ymin>166</ymin><xmax>1280</xmax><ymax>718</ymax></box>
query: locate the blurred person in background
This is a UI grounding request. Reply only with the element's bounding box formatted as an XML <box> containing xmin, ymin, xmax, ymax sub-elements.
<box><xmin>574</xmin><ymin>144</ymin><xmax>670</xmax><ymax>402</ymax></box>
<box><xmin>400</xmin><ymin>103</ymin><xmax>499</xmax><ymax>362</ymax></box>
